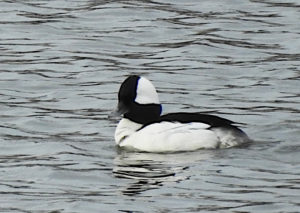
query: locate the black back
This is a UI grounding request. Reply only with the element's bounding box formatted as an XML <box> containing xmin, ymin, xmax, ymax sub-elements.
<box><xmin>159</xmin><ymin>112</ymin><xmax>234</xmax><ymax>127</ymax></box>
<box><xmin>141</xmin><ymin>112</ymin><xmax>239</xmax><ymax>130</ymax></box>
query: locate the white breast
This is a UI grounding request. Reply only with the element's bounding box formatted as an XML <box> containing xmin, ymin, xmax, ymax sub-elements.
<box><xmin>115</xmin><ymin>118</ymin><xmax>143</xmax><ymax>145</ymax></box>
<box><xmin>115</xmin><ymin>119</ymin><xmax>220</xmax><ymax>152</ymax></box>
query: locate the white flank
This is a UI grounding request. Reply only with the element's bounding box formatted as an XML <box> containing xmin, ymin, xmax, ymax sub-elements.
<box><xmin>115</xmin><ymin>119</ymin><xmax>220</xmax><ymax>152</ymax></box>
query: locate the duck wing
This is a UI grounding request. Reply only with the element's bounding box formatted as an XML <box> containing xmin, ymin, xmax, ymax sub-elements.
<box><xmin>156</xmin><ymin>112</ymin><xmax>234</xmax><ymax>128</ymax></box>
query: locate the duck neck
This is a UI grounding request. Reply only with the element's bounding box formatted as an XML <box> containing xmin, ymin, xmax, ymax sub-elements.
<box><xmin>124</xmin><ymin>103</ymin><xmax>162</xmax><ymax>124</ymax></box>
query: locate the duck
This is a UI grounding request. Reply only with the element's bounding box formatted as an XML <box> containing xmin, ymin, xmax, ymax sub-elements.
<box><xmin>113</xmin><ymin>75</ymin><xmax>250</xmax><ymax>152</ymax></box>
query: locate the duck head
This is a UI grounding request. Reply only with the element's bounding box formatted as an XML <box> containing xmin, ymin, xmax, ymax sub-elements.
<box><xmin>115</xmin><ymin>75</ymin><xmax>162</xmax><ymax>124</ymax></box>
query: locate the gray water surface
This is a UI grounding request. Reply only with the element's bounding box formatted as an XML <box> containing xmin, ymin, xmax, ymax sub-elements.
<box><xmin>1</xmin><ymin>0</ymin><xmax>300</xmax><ymax>212</ymax></box>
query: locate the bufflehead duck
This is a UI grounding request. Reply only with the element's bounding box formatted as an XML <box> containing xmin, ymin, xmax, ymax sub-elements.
<box><xmin>114</xmin><ymin>75</ymin><xmax>250</xmax><ymax>152</ymax></box>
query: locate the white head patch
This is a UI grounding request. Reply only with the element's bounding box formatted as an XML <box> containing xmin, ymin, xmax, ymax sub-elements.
<box><xmin>135</xmin><ymin>77</ymin><xmax>160</xmax><ymax>104</ymax></box>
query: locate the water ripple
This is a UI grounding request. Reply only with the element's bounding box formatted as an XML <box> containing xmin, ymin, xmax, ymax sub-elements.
<box><xmin>0</xmin><ymin>0</ymin><xmax>300</xmax><ymax>212</ymax></box>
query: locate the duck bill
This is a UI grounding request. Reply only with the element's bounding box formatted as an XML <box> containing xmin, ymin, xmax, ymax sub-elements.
<box><xmin>108</xmin><ymin>102</ymin><xmax>128</xmax><ymax>119</ymax></box>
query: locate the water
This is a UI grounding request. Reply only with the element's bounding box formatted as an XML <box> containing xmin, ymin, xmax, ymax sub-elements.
<box><xmin>0</xmin><ymin>0</ymin><xmax>299</xmax><ymax>212</ymax></box>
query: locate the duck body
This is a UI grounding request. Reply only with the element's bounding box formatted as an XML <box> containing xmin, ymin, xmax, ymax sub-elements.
<box><xmin>114</xmin><ymin>75</ymin><xmax>250</xmax><ymax>153</ymax></box>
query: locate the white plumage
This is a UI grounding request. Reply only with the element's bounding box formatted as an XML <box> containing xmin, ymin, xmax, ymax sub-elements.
<box><xmin>115</xmin><ymin>119</ymin><xmax>220</xmax><ymax>152</ymax></box>
<box><xmin>135</xmin><ymin>77</ymin><xmax>160</xmax><ymax>104</ymax></box>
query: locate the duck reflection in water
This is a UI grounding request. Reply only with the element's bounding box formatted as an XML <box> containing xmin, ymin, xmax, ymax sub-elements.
<box><xmin>113</xmin><ymin>148</ymin><xmax>215</xmax><ymax>196</ymax></box>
